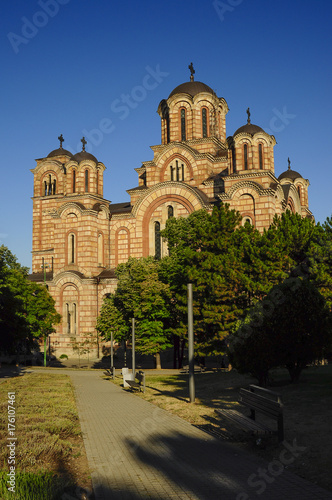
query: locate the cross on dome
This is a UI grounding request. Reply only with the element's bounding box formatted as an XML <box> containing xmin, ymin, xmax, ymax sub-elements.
<box><xmin>81</xmin><ymin>136</ymin><xmax>87</xmax><ymax>152</ymax></box>
<box><xmin>246</xmin><ymin>108</ymin><xmax>251</xmax><ymax>124</ymax></box>
<box><xmin>188</xmin><ymin>62</ymin><xmax>195</xmax><ymax>82</ymax></box>
<box><xmin>58</xmin><ymin>134</ymin><xmax>64</xmax><ymax>148</ymax></box>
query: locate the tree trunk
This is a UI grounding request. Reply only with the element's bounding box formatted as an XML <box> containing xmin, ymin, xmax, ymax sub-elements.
<box><xmin>155</xmin><ymin>352</ymin><xmax>161</xmax><ymax>370</ymax></box>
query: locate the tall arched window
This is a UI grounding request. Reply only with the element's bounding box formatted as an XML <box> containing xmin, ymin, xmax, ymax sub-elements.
<box><xmin>155</xmin><ymin>222</ymin><xmax>161</xmax><ymax>260</ymax></box>
<box><xmin>96</xmin><ymin>170</ymin><xmax>99</xmax><ymax>195</ymax></box>
<box><xmin>167</xmin><ymin>205</ymin><xmax>174</xmax><ymax>218</ymax></box>
<box><xmin>66</xmin><ymin>303</ymin><xmax>71</xmax><ymax>334</ymax></box>
<box><xmin>259</xmin><ymin>143</ymin><xmax>263</xmax><ymax>170</ymax></box>
<box><xmin>244</xmin><ymin>144</ymin><xmax>248</xmax><ymax>170</ymax></box>
<box><xmin>98</xmin><ymin>233</ymin><xmax>103</xmax><ymax>266</ymax></box>
<box><xmin>181</xmin><ymin>109</ymin><xmax>186</xmax><ymax>141</ymax></box>
<box><xmin>202</xmin><ymin>108</ymin><xmax>208</xmax><ymax>138</ymax></box>
<box><xmin>85</xmin><ymin>169</ymin><xmax>89</xmax><ymax>192</ymax></box>
<box><xmin>68</xmin><ymin>233</ymin><xmax>75</xmax><ymax>264</ymax></box>
<box><xmin>73</xmin><ymin>170</ymin><xmax>76</xmax><ymax>193</ymax></box>
<box><xmin>43</xmin><ymin>173</ymin><xmax>57</xmax><ymax>196</ymax></box>
<box><xmin>72</xmin><ymin>303</ymin><xmax>77</xmax><ymax>334</ymax></box>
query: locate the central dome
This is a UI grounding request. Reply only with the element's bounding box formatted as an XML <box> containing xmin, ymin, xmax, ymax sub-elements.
<box><xmin>168</xmin><ymin>81</ymin><xmax>216</xmax><ymax>98</ymax></box>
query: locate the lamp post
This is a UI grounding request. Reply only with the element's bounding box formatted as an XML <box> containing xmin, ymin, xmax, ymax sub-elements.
<box><xmin>41</xmin><ymin>262</ymin><xmax>49</xmax><ymax>367</ymax></box>
<box><xmin>188</xmin><ymin>283</ymin><xmax>195</xmax><ymax>403</ymax></box>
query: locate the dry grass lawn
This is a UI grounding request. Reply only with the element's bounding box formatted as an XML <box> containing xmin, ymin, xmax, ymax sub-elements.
<box><xmin>0</xmin><ymin>372</ymin><xmax>93</xmax><ymax>499</ymax></box>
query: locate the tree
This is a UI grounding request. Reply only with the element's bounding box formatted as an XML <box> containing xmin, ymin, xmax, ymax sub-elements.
<box><xmin>228</xmin><ymin>278</ymin><xmax>332</xmax><ymax>384</ymax></box>
<box><xmin>0</xmin><ymin>245</ymin><xmax>60</xmax><ymax>354</ymax></box>
<box><xmin>161</xmin><ymin>203</ymin><xmax>281</xmax><ymax>357</ymax></box>
<box><xmin>97</xmin><ymin>257</ymin><xmax>171</xmax><ymax>368</ymax></box>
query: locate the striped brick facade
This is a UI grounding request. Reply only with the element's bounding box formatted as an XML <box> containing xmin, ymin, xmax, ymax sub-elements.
<box><xmin>30</xmin><ymin>78</ymin><xmax>313</xmax><ymax>357</ymax></box>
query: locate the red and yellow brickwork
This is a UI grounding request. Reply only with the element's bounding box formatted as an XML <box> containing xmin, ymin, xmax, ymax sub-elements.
<box><xmin>30</xmin><ymin>77</ymin><xmax>313</xmax><ymax>356</ymax></box>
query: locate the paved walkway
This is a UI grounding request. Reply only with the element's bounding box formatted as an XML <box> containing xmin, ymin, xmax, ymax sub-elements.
<box><xmin>14</xmin><ymin>368</ymin><xmax>332</xmax><ymax>499</ymax></box>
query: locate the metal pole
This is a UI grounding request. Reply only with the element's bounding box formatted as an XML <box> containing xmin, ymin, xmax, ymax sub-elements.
<box><xmin>110</xmin><ymin>331</ymin><xmax>114</xmax><ymax>370</ymax></box>
<box><xmin>43</xmin><ymin>262</ymin><xmax>48</xmax><ymax>368</ymax></box>
<box><xmin>188</xmin><ymin>284</ymin><xmax>195</xmax><ymax>403</ymax></box>
<box><xmin>132</xmin><ymin>318</ymin><xmax>135</xmax><ymax>377</ymax></box>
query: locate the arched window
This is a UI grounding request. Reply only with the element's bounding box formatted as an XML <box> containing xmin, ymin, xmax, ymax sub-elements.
<box><xmin>73</xmin><ymin>170</ymin><xmax>76</xmax><ymax>193</ymax></box>
<box><xmin>85</xmin><ymin>169</ymin><xmax>89</xmax><ymax>192</ymax></box>
<box><xmin>176</xmin><ymin>160</ymin><xmax>180</xmax><ymax>181</ymax></box>
<box><xmin>181</xmin><ymin>108</ymin><xmax>186</xmax><ymax>141</ymax></box>
<box><xmin>202</xmin><ymin>108</ymin><xmax>208</xmax><ymax>138</ymax></box>
<box><xmin>242</xmin><ymin>216</ymin><xmax>253</xmax><ymax>226</ymax></box>
<box><xmin>259</xmin><ymin>143</ymin><xmax>263</xmax><ymax>169</ymax></box>
<box><xmin>43</xmin><ymin>173</ymin><xmax>57</xmax><ymax>196</ymax></box>
<box><xmin>155</xmin><ymin>222</ymin><xmax>161</xmax><ymax>260</ymax></box>
<box><xmin>66</xmin><ymin>303</ymin><xmax>71</xmax><ymax>334</ymax></box>
<box><xmin>170</xmin><ymin>165</ymin><xmax>175</xmax><ymax>181</ymax></box>
<box><xmin>98</xmin><ymin>233</ymin><xmax>103</xmax><ymax>266</ymax></box>
<box><xmin>72</xmin><ymin>303</ymin><xmax>77</xmax><ymax>334</ymax></box>
<box><xmin>96</xmin><ymin>170</ymin><xmax>99</xmax><ymax>195</ymax></box>
<box><xmin>297</xmin><ymin>185</ymin><xmax>302</xmax><ymax>203</ymax></box>
<box><xmin>68</xmin><ymin>233</ymin><xmax>75</xmax><ymax>264</ymax></box>
<box><xmin>167</xmin><ymin>205</ymin><xmax>174</xmax><ymax>218</ymax></box>
<box><xmin>232</xmin><ymin>147</ymin><xmax>236</xmax><ymax>173</ymax></box>
<box><xmin>244</xmin><ymin>144</ymin><xmax>248</xmax><ymax>170</ymax></box>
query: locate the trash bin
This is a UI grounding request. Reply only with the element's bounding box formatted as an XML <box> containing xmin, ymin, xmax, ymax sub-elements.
<box><xmin>122</xmin><ymin>367</ymin><xmax>134</xmax><ymax>387</ymax></box>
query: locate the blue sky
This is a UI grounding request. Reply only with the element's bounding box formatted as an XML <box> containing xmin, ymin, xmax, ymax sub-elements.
<box><xmin>1</xmin><ymin>0</ymin><xmax>332</xmax><ymax>269</ymax></box>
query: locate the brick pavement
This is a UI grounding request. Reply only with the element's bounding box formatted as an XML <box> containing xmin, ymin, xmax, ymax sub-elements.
<box><xmin>61</xmin><ymin>369</ymin><xmax>332</xmax><ymax>500</ymax></box>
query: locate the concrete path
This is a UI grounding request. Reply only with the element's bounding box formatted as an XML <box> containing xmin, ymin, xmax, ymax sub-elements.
<box><xmin>10</xmin><ymin>367</ymin><xmax>332</xmax><ymax>499</ymax></box>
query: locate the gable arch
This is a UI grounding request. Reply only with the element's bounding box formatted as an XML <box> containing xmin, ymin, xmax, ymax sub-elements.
<box><xmin>160</xmin><ymin>154</ymin><xmax>194</xmax><ymax>182</ymax></box>
<box><xmin>227</xmin><ymin>181</ymin><xmax>264</xmax><ymax>200</ymax></box>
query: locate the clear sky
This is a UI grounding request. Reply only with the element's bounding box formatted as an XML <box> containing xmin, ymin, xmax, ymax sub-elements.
<box><xmin>1</xmin><ymin>0</ymin><xmax>332</xmax><ymax>269</ymax></box>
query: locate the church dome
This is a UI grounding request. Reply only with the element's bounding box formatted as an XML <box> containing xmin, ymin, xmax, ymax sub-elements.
<box><xmin>72</xmin><ymin>151</ymin><xmax>98</xmax><ymax>164</ymax></box>
<box><xmin>278</xmin><ymin>159</ymin><xmax>303</xmax><ymax>181</ymax></box>
<box><xmin>233</xmin><ymin>123</ymin><xmax>265</xmax><ymax>136</ymax></box>
<box><xmin>47</xmin><ymin>148</ymin><xmax>74</xmax><ymax>158</ymax></box>
<box><xmin>278</xmin><ymin>169</ymin><xmax>303</xmax><ymax>181</ymax></box>
<box><xmin>168</xmin><ymin>81</ymin><xmax>216</xmax><ymax>98</ymax></box>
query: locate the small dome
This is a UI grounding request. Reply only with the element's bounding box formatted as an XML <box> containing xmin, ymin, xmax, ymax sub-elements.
<box><xmin>47</xmin><ymin>148</ymin><xmax>74</xmax><ymax>158</ymax></box>
<box><xmin>234</xmin><ymin>123</ymin><xmax>265</xmax><ymax>136</ymax></box>
<box><xmin>278</xmin><ymin>169</ymin><xmax>303</xmax><ymax>181</ymax></box>
<box><xmin>168</xmin><ymin>81</ymin><xmax>216</xmax><ymax>98</ymax></box>
<box><xmin>72</xmin><ymin>151</ymin><xmax>98</xmax><ymax>164</ymax></box>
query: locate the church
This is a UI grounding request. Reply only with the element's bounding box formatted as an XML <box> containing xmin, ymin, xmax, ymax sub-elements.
<box><xmin>29</xmin><ymin>67</ymin><xmax>313</xmax><ymax>356</ymax></box>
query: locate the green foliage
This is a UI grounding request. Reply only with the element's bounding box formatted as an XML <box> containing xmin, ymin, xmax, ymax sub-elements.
<box><xmin>228</xmin><ymin>278</ymin><xmax>332</xmax><ymax>384</ymax></box>
<box><xmin>161</xmin><ymin>203</ymin><xmax>284</xmax><ymax>356</ymax></box>
<box><xmin>97</xmin><ymin>257</ymin><xmax>172</xmax><ymax>362</ymax></box>
<box><xmin>0</xmin><ymin>470</ymin><xmax>67</xmax><ymax>500</ymax></box>
<box><xmin>0</xmin><ymin>245</ymin><xmax>61</xmax><ymax>353</ymax></box>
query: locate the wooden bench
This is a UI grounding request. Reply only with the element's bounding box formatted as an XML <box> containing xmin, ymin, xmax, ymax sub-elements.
<box><xmin>182</xmin><ymin>364</ymin><xmax>205</xmax><ymax>373</ymax></box>
<box><xmin>125</xmin><ymin>370</ymin><xmax>145</xmax><ymax>393</ymax></box>
<box><xmin>215</xmin><ymin>385</ymin><xmax>284</xmax><ymax>442</ymax></box>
